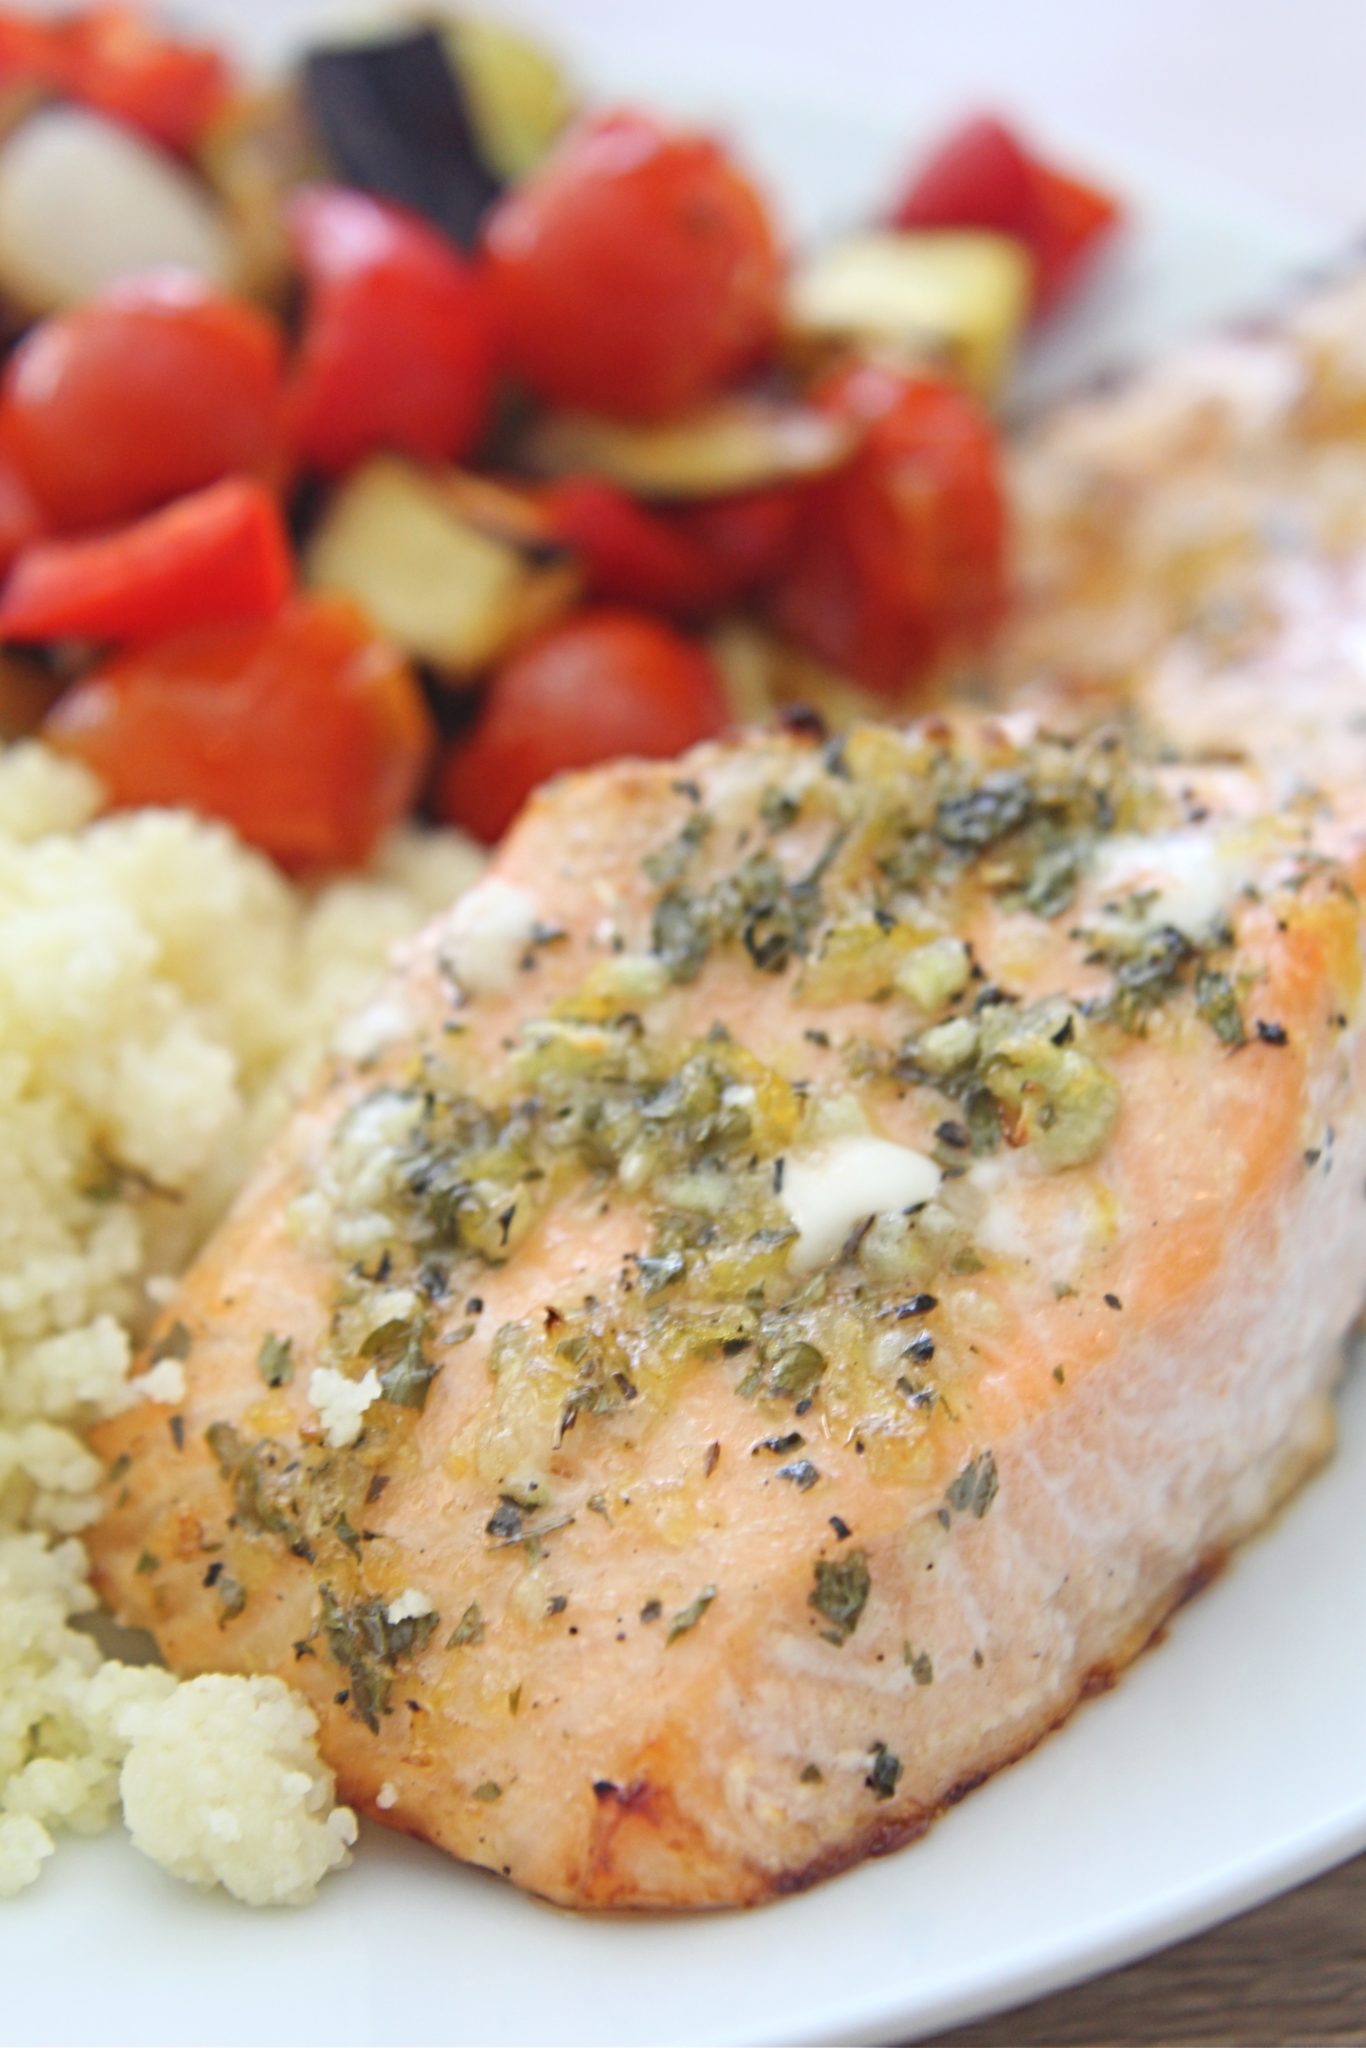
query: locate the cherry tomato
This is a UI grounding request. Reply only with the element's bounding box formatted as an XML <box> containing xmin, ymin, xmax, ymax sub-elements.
<box><xmin>0</xmin><ymin>6</ymin><xmax>230</xmax><ymax>155</ymax></box>
<box><xmin>0</xmin><ymin>478</ymin><xmax>291</xmax><ymax>645</ymax></box>
<box><xmin>436</xmin><ymin>608</ymin><xmax>727</xmax><ymax>842</ymax></box>
<box><xmin>540</xmin><ymin>479</ymin><xmax>716</xmax><ymax>614</ymax></box>
<box><xmin>45</xmin><ymin>596</ymin><xmax>432</xmax><ymax>871</ymax></box>
<box><xmin>2</xmin><ymin>274</ymin><xmax>285</xmax><ymax>533</ymax></box>
<box><xmin>770</xmin><ymin>362</ymin><xmax>1005</xmax><ymax>697</ymax></box>
<box><xmin>669</xmin><ymin>484</ymin><xmax>804</xmax><ymax>606</ymax></box>
<box><xmin>482</xmin><ymin>109</ymin><xmax>782</xmax><ymax>420</ymax></box>
<box><xmin>287</xmin><ymin>187</ymin><xmax>493</xmax><ymax>479</ymax></box>
<box><xmin>0</xmin><ymin>451</ymin><xmax>45</xmax><ymax>577</ymax></box>
<box><xmin>542</xmin><ymin>478</ymin><xmax>803</xmax><ymax>616</ymax></box>
<box><xmin>892</xmin><ymin>113</ymin><xmax>1121</xmax><ymax>318</ymax></box>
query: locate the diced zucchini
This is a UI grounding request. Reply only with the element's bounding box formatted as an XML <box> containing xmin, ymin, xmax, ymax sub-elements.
<box><xmin>787</xmin><ymin>230</ymin><xmax>1031</xmax><ymax>400</ymax></box>
<box><xmin>520</xmin><ymin>395</ymin><xmax>855</xmax><ymax>500</ymax></box>
<box><xmin>444</xmin><ymin>15</ymin><xmax>575</xmax><ymax>181</ymax></box>
<box><xmin>306</xmin><ymin>458</ymin><xmax>579</xmax><ymax>679</ymax></box>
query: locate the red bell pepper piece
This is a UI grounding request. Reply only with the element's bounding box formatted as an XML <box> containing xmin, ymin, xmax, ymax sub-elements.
<box><xmin>892</xmin><ymin>113</ymin><xmax>1122</xmax><ymax>318</ymax></box>
<box><xmin>0</xmin><ymin>477</ymin><xmax>291</xmax><ymax>645</ymax></box>
<box><xmin>0</xmin><ymin>6</ymin><xmax>231</xmax><ymax>156</ymax></box>
<box><xmin>286</xmin><ymin>186</ymin><xmax>493</xmax><ymax>478</ymax></box>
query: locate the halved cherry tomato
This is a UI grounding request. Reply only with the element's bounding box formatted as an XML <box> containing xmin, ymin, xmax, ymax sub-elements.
<box><xmin>0</xmin><ymin>13</ymin><xmax>65</xmax><ymax>86</ymax></box>
<box><xmin>287</xmin><ymin>186</ymin><xmax>493</xmax><ymax>479</ymax></box>
<box><xmin>0</xmin><ymin>451</ymin><xmax>45</xmax><ymax>578</ymax></box>
<box><xmin>540</xmin><ymin>479</ymin><xmax>716</xmax><ymax>614</ymax></box>
<box><xmin>542</xmin><ymin>478</ymin><xmax>803</xmax><ymax>615</ymax></box>
<box><xmin>770</xmin><ymin>361</ymin><xmax>1006</xmax><ymax>697</ymax></box>
<box><xmin>62</xmin><ymin>7</ymin><xmax>230</xmax><ymax>156</ymax></box>
<box><xmin>482</xmin><ymin>109</ymin><xmax>782</xmax><ymax>420</ymax></box>
<box><xmin>1</xmin><ymin>274</ymin><xmax>285</xmax><ymax>532</ymax></box>
<box><xmin>892</xmin><ymin>113</ymin><xmax>1121</xmax><ymax>317</ymax></box>
<box><xmin>0</xmin><ymin>477</ymin><xmax>291</xmax><ymax>645</ymax></box>
<box><xmin>669</xmin><ymin>484</ymin><xmax>804</xmax><ymax>606</ymax></box>
<box><xmin>0</xmin><ymin>6</ymin><xmax>229</xmax><ymax>156</ymax></box>
<box><xmin>436</xmin><ymin>607</ymin><xmax>727</xmax><ymax>842</ymax></box>
<box><xmin>45</xmin><ymin>595</ymin><xmax>433</xmax><ymax>871</ymax></box>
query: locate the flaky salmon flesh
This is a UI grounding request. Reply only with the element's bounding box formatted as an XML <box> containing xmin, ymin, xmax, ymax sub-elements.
<box><xmin>90</xmin><ymin>716</ymin><xmax>1366</xmax><ymax>1908</ymax></box>
<box><xmin>990</xmin><ymin>270</ymin><xmax>1366</xmax><ymax>793</ymax></box>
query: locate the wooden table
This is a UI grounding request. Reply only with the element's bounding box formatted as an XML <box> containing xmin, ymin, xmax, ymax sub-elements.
<box><xmin>927</xmin><ymin>1851</ymin><xmax>1366</xmax><ymax>2046</ymax></box>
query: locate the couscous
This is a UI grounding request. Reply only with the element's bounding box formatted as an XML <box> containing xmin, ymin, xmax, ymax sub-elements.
<box><xmin>0</xmin><ymin>740</ymin><xmax>481</xmax><ymax>1902</ymax></box>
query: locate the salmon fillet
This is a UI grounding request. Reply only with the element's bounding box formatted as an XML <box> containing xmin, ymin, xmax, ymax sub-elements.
<box><xmin>89</xmin><ymin>715</ymin><xmax>1366</xmax><ymax>1908</ymax></box>
<box><xmin>991</xmin><ymin>269</ymin><xmax>1366</xmax><ymax>789</ymax></box>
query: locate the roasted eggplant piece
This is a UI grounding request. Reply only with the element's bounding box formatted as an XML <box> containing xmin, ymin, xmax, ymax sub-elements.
<box><xmin>302</xmin><ymin>25</ymin><xmax>500</xmax><ymax>251</ymax></box>
<box><xmin>787</xmin><ymin>229</ymin><xmax>1031</xmax><ymax>399</ymax></box>
<box><xmin>0</xmin><ymin>651</ymin><xmax>64</xmax><ymax>740</ymax></box>
<box><xmin>520</xmin><ymin>395</ymin><xmax>855</xmax><ymax>500</ymax></box>
<box><xmin>0</xmin><ymin>105</ymin><xmax>237</xmax><ymax>315</ymax></box>
<box><xmin>305</xmin><ymin>457</ymin><xmax>580</xmax><ymax>680</ymax></box>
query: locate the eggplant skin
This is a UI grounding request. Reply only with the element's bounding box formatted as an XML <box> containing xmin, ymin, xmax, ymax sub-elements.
<box><xmin>303</xmin><ymin>27</ymin><xmax>501</xmax><ymax>251</ymax></box>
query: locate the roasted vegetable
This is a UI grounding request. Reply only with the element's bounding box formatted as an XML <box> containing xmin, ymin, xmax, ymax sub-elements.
<box><xmin>286</xmin><ymin>185</ymin><xmax>492</xmax><ymax>477</ymax></box>
<box><xmin>770</xmin><ymin>361</ymin><xmax>1005</xmax><ymax>696</ymax></box>
<box><xmin>0</xmin><ymin>4</ymin><xmax>232</xmax><ymax>157</ymax></box>
<box><xmin>0</xmin><ymin>648</ymin><xmax>61</xmax><ymax>738</ymax></box>
<box><xmin>521</xmin><ymin>394</ymin><xmax>854</xmax><ymax>501</ymax></box>
<box><xmin>787</xmin><ymin>229</ymin><xmax>1030</xmax><ymax>399</ymax></box>
<box><xmin>302</xmin><ymin>24</ymin><xmax>500</xmax><ymax>251</ymax></box>
<box><xmin>199</xmin><ymin>81</ymin><xmax>325</xmax><ymax>304</ymax></box>
<box><xmin>482</xmin><ymin>108</ymin><xmax>782</xmax><ymax>420</ymax></box>
<box><xmin>892</xmin><ymin>113</ymin><xmax>1123</xmax><ymax>319</ymax></box>
<box><xmin>1</xmin><ymin>274</ymin><xmax>286</xmax><ymax>532</ymax></box>
<box><xmin>45</xmin><ymin>595</ymin><xmax>433</xmax><ymax>871</ymax></box>
<box><xmin>0</xmin><ymin>478</ymin><xmax>292</xmax><ymax>646</ymax></box>
<box><xmin>305</xmin><ymin>457</ymin><xmax>579</xmax><ymax>678</ymax></box>
<box><xmin>444</xmin><ymin>14</ymin><xmax>574</xmax><ymax>182</ymax></box>
<box><xmin>0</xmin><ymin>105</ymin><xmax>236</xmax><ymax>314</ymax></box>
<box><xmin>435</xmin><ymin>607</ymin><xmax>727</xmax><ymax>842</ymax></box>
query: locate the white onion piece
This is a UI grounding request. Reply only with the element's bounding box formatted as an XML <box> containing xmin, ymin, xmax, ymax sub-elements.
<box><xmin>0</xmin><ymin>107</ymin><xmax>235</xmax><ymax>314</ymax></box>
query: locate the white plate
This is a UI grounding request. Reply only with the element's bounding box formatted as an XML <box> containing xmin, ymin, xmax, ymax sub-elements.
<box><xmin>3</xmin><ymin>32</ymin><xmax>1360</xmax><ymax>2048</ymax></box>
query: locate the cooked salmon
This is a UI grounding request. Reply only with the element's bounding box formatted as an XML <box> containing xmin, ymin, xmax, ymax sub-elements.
<box><xmin>88</xmin><ymin>716</ymin><xmax>1366</xmax><ymax>1908</ymax></box>
<box><xmin>991</xmin><ymin>270</ymin><xmax>1366</xmax><ymax>790</ymax></box>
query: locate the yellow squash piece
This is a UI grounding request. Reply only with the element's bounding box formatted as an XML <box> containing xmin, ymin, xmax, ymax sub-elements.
<box><xmin>306</xmin><ymin>457</ymin><xmax>579</xmax><ymax>681</ymax></box>
<box><xmin>787</xmin><ymin>229</ymin><xmax>1031</xmax><ymax>400</ymax></box>
<box><xmin>521</xmin><ymin>395</ymin><xmax>855</xmax><ymax>500</ymax></box>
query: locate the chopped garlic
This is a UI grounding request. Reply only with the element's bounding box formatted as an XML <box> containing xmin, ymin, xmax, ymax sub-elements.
<box><xmin>439</xmin><ymin>878</ymin><xmax>540</xmax><ymax>998</ymax></box>
<box><xmin>1090</xmin><ymin>830</ymin><xmax>1252</xmax><ymax>942</ymax></box>
<box><xmin>895</xmin><ymin>936</ymin><xmax>972</xmax><ymax>1011</ymax></box>
<box><xmin>385</xmin><ymin>1587</ymin><xmax>436</xmax><ymax>1626</ymax></box>
<box><xmin>308</xmin><ymin>1366</ymin><xmax>381</xmax><ymax>1450</ymax></box>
